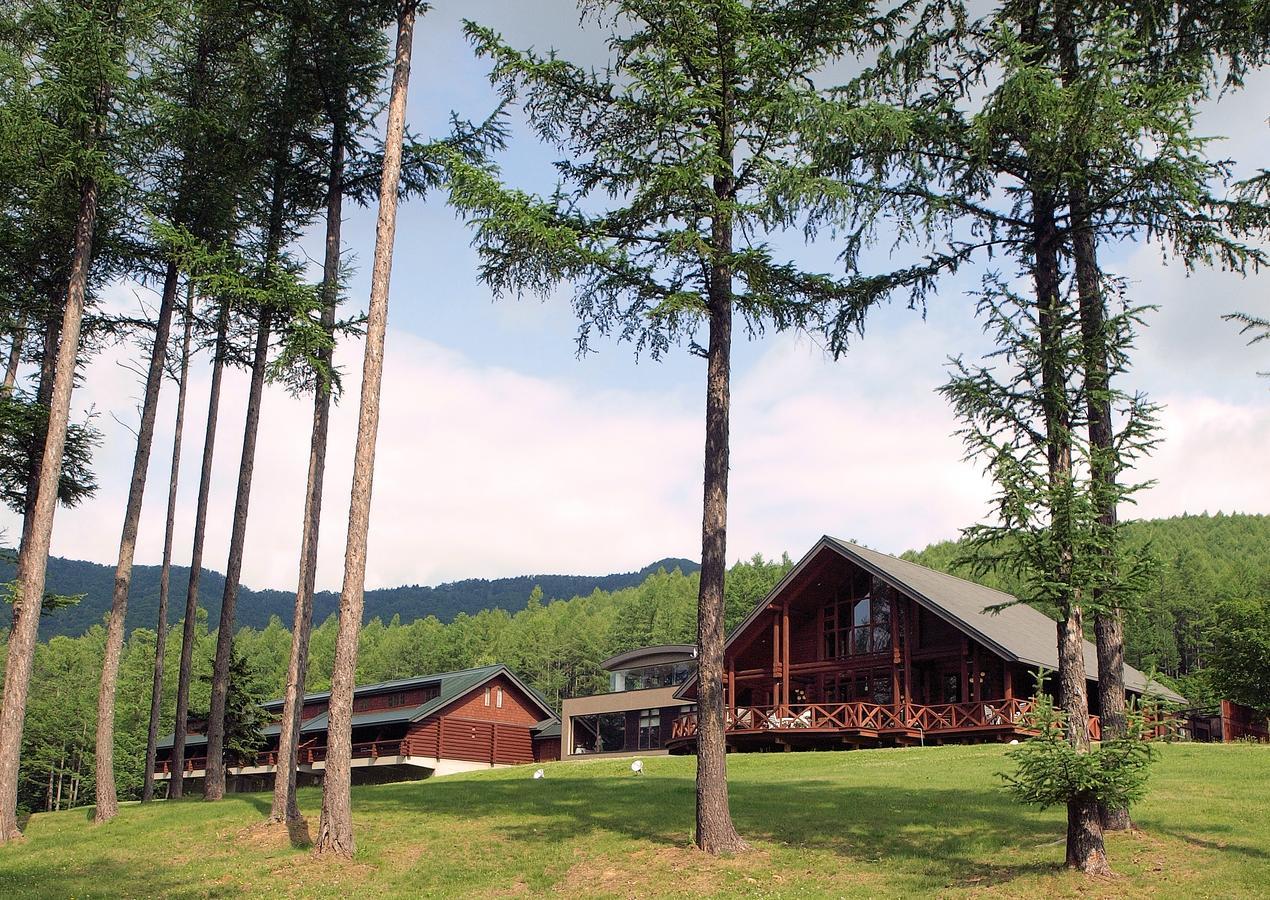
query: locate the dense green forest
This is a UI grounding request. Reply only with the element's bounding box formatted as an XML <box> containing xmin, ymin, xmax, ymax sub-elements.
<box><xmin>0</xmin><ymin>554</ymin><xmax>698</xmax><ymax>640</ymax></box>
<box><xmin>0</xmin><ymin>553</ymin><xmax>789</xmax><ymax>812</ymax></box>
<box><xmin>2</xmin><ymin>511</ymin><xmax>1266</xmax><ymax>812</ymax></box>
<box><xmin>905</xmin><ymin>512</ymin><xmax>1270</xmax><ymax>699</ymax></box>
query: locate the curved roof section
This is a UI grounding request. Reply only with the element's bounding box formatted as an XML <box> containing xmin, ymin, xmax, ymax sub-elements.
<box><xmin>601</xmin><ymin>644</ymin><xmax>696</xmax><ymax>671</ymax></box>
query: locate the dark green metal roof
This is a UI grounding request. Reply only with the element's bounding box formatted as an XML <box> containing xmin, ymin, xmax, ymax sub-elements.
<box><xmin>160</xmin><ymin>664</ymin><xmax>559</xmax><ymax>751</ymax></box>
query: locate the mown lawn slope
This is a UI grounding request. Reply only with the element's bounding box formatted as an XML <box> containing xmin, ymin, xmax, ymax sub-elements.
<box><xmin>1</xmin><ymin>743</ymin><xmax>1266</xmax><ymax>898</ymax></box>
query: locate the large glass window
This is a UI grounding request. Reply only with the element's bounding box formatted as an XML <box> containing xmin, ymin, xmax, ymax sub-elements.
<box><xmin>825</xmin><ymin>669</ymin><xmax>893</xmax><ymax>704</ymax></box>
<box><xmin>824</xmin><ymin>578</ymin><xmax>892</xmax><ymax>658</ymax></box>
<box><xmin>573</xmin><ymin>712</ymin><xmax>628</xmax><ymax>753</ymax></box>
<box><xmin>616</xmin><ymin>662</ymin><xmax>692</xmax><ymax>691</ymax></box>
<box><xmin>638</xmin><ymin>709</ymin><xmax>661</xmax><ymax>749</ymax></box>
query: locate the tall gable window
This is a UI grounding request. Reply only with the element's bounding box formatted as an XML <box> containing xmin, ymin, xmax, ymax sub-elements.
<box><xmin>824</xmin><ymin>577</ymin><xmax>893</xmax><ymax>658</ymax></box>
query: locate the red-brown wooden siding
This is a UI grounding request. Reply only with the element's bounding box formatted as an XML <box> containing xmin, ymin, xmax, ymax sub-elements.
<box><xmin>534</xmin><ymin>737</ymin><xmax>561</xmax><ymax>762</ymax></box>
<box><xmin>401</xmin><ymin>716</ymin><xmax>536</xmax><ymax>765</ymax></box>
<box><xmin>353</xmin><ymin>685</ymin><xmax>439</xmax><ymax>713</ymax></box>
<box><xmin>440</xmin><ymin>675</ymin><xmax>542</xmax><ymax>724</ymax></box>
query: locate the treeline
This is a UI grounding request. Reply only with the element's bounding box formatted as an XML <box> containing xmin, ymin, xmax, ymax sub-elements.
<box><xmin>905</xmin><ymin>512</ymin><xmax>1270</xmax><ymax>704</ymax></box>
<box><xmin>2</xmin><ymin>553</ymin><xmax>789</xmax><ymax>814</ymax></box>
<box><xmin>0</xmin><ymin>553</ymin><xmax>700</xmax><ymax>640</ymax></box>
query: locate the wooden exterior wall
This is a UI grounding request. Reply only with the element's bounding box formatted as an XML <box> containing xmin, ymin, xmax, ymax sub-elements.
<box><xmin>403</xmin><ymin>716</ymin><xmax>537</xmax><ymax>765</ymax></box>
<box><xmin>442</xmin><ymin>675</ymin><xmax>542</xmax><ymax>725</ymax></box>
<box><xmin>534</xmin><ymin>737</ymin><xmax>561</xmax><ymax>762</ymax></box>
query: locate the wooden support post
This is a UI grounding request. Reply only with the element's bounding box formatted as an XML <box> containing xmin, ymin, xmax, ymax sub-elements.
<box><xmin>1003</xmin><ymin>663</ymin><xmax>1013</xmax><ymax>701</ymax></box>
<box><xmin>971</xmin><ymin>644</ymin><xmax>980</xmax><ymax>703</ymax></box>
<box><xmin>960</xmin><ymin>638</ymin><xmax>969</xmax><ymax>704</ymax></box>
<box><xmin>903</xmin><ymin>599</ymin><xmax>915</xmax><ymax>717</ymax></box>
<box><xmin>782</xmin><ymin>599</ymin><xmax>791</xmax><ymax>711</ymax></box>
<box><xmin>727</xmin><ymin>664</ymin><xmax>735</xmax><ymax>713</ymax></box>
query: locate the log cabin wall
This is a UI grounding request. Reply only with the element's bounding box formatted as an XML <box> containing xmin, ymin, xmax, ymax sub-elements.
<box><xmin>442</xmin><ymin>675</ymin><xmax>543</xmax><ymax>725</ymax></box>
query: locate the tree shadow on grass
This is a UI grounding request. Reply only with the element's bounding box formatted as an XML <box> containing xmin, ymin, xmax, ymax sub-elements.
<box><xmin>1148</xmin><ymin>825</ymin><xmax>1270</xmax><ymax>862</ymax></box>
<box><xmin>353</xmin><ymin>769</ymin><xmax>1064</xmax><ymax>889</ymax></box>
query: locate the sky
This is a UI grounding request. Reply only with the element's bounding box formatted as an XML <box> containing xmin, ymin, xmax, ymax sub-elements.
<box><xmin>3</xmin><ymin>1</ymin><xmax>1267</xmax><ymax>595</ymax></box>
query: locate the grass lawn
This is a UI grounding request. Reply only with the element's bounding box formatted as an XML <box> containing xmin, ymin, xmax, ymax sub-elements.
<box><xmin>1</xmin><ymin>743</ymin><xmax>1266</xmax><ymax>898</ymax></box>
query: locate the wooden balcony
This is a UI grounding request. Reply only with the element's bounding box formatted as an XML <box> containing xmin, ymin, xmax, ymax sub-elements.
<box><xmin>155</xmin><ymin>739</ymin><xmax>404</xmax><ymax>776</ymax></box>
<box><xmin>666</xmin><ymin>699</ymin><xmax>1110</xmax><ymax>747</ymax></box>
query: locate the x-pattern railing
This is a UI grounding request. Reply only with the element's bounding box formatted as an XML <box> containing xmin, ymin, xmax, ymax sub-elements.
<box><xmin>669</xmin><ymin>698</ymin><xmax>1106</xmax><ymax>741</ymax></box>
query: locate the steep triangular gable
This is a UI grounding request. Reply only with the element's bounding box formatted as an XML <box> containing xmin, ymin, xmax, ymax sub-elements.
<box><xmin>676</xmin><ymin>536</ymin><xmax>1183</xmax><ymax>702</ymax></box>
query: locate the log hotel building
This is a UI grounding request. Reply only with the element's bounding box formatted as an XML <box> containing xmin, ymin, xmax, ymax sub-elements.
<box><xmin>154</xmin><ymin>664</ymin><xmax>561</xmax><ymax>791</ymax></box>
<box><xmin>561</xmin><ymin>536</ymin><xmax>1184</xmax><ymax>757</ymax></box>
<box><xmin>154</xmin><ymin>535</ymin><xmax>1194</xmax><ymax>789</ymax></box>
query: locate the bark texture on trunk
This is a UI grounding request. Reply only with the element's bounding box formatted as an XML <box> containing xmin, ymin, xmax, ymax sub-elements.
<box><xmin>204</xmin><ymin>306</ymin><xmax>272</xmax><ymax>801</ymax></box>
<box><xmin>271</xmin><ymin>134</ymin><xmax>343</xmax><ymax>824</ymax></box>
<box><xmin>0</xmin><ymin>176</ymin><xmax>99</xmax><ymax>843</ymax></box>
<box><xmin>18</xmin><ymin>308</ymin><xmax>62</xmax><ymax>556</ymax></box>
<box><xmin>1034</xmin><ymin>195</ymin><xmax>1110</xmax><ymax>873</ymax></box>
<box><xmin>692</xmin><ymin>13</ymin><xmax>746</xmax><ymax>857</ymax></box>
<box><xmin>1070</xmin><ymin>189</ymin><xmax>1131</xmax><ymax>832</ymax></box>
<box><xmin>2</xmin><ymin>320</ymin><xmax>23</xmax><ymax>392</ymax></box>
<box><xmin>314</xmin><ymin>3</ymin><xmax>415</xmax><ymax>857</ymax></box>
<box><xmin>95</xmin><ymin>259</ymin><xmax>180</xmax><ymax>823</ymax></box>
<box><xmin>170</xmin><ymin>299</ymin><xmax>229</xmax><ymax>798</ymax></box>
<box><xmin>1052</xmin><ymin>0</ymin><xmax>1130</xmax><ymax>830</ymax></box>
<box><xmin>143</xmin><ymin>291</ymin><xmax>194</xmax><ymax>803</ymax></box>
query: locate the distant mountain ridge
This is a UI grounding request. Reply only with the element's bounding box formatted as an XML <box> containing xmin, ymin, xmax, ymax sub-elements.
<box><xmin>0</xmin><ymin>554</ymin><xmax>701</xmax><ymax>640</ymax></box>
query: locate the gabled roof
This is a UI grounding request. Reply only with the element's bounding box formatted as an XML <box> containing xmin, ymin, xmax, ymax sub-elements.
<box><xmin>156</xmin><ymin>722</ymin><xmax>280</xmax><ymax>751</ymax></box>
<box><xmin>158</xmin><ymin>664</ymin><xmax>558</xmax><ymax>750</ymax></box>
<box><xmin>532</xmin><ymin>719</ymin><xmax>561</xmax><ymax>738</ymax></box>
<box><xmin>678</xmin><ymin>536</ymin><xmax>1184</xmax><ymax>703</ymax></box>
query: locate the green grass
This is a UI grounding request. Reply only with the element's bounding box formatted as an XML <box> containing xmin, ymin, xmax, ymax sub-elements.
<box><xmin>2</xmin><ymin>743</ymin><xmax>1267</xmax><ymax>898</ymax></box>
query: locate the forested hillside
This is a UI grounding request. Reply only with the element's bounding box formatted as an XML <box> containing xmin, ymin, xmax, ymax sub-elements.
<box><xmin>3</xmin><ymin>513</ymin><xmax>1265</xmax><ymax>812</ymax></box>
<box><xmin>0</xmin><ymin>554</ymin><xmax>699</xmax><ymax>640</ymax></box>
<box><xmin>904</xmin><ymin>512</ymin><xmax>1270</xmax><ymax>697</ymax></box>
<box><xmin>1</xmin><ymin>554</ymin><xmax>789</xmax><ymax>811</ymax></box>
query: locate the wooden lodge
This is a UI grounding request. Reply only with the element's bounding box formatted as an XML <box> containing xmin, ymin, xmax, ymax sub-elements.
<box><xmin>666</xmin><ymin>536</ymin><xmax>1184</xmax><ymax>752</ymax></box>
<box><xmin>154</xmin><ymin>664</ymin><xmax>561</xmax><ymax>792</ymax></box>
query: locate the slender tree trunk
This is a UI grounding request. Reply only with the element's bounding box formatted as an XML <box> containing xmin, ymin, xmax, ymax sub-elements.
<box><xmin>1070</xmin><ymin>192</ymin><xmax>1130</xmax><ymax>830</ymax></box>
<box><xmin>18</xmin><ymin>307</ymin><xmax>62</xmax><ymax>557</ymax></box>
<box><xmin>171</xmin><ymin>299</ymin><xmax>230</xmax><ymax>798</ymax></box>
<box><xmin>0</xmin><ymin>175</ymin><xmax>99</xmax><ymax>844</ymax></box>
<box><xmin>143</xmin><ymin>290</ymin><xmax>194</xmax><ymax>803</ymax></box>
<box><xmin>94</xmin><ymin>259</ymin><xmax>180</xmax><ymax>823</ymax></box>
<box><xmin>1033</xmin><ymin>194</ymin><xmax>1110</xmax><ymax>876</ymax></box>
<box><xmin>315</xmin><ymin>3</ymin><xmax>416</xmax><ymax>857</ymax></box>
<box><xmin>2</xmin><ymin>319</ymin><xmax>23</xmax><ymax>392</ymax></box>
<box><xmin>203</xmin><ymin>305</ymin><xmax>272</xmax><ymax>800</ymax></box>
<box><xmin>693</xmin><ymin>16</ymin><xmax>746</xmax><ymax>857</ymax></box>
<box><xmin>272</xmin><ymin>132</ymin><xmax>344</xmax><ymax>824</ymax></box>
<box><xmin>1052</xmin><ymin>0</ymin><xmax>1130</xmax><ymax>831</ymax></box>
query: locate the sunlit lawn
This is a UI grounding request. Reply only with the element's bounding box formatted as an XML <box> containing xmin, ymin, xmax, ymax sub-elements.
<box><xmin>1</xmin><ymin>743</ymin><xmax>1266</xmax><ymax>898</ymax></box>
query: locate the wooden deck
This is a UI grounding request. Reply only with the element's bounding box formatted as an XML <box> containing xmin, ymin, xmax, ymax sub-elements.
<box><xmin>665</xmin><ymin>699</ymin><xmax>1103</xmax><ymax>750</ymax></box>
<box><xmin>155</xmin><ymin>738</ymin><xmax>403</xmax><ymax>776</ymax></box>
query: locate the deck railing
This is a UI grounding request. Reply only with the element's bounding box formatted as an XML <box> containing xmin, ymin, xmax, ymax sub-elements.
<box><xmin>157</xmin><ymin>739</ymin><xmax>404</xmax><ymax>775</ymax></box>
<box><xmin>668</xmin><ymin>699</ymin><xmax>1114</xmax><ymax>743</ymax></box>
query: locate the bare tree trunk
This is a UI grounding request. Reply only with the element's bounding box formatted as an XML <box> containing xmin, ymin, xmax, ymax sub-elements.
<box><xmin>314</xmin><ymin>3</ymin><xmax>416</xmax><ymax>857</ymax></box>
<box><xmin>1034</xmin><ymin>195</ymin><xmax>1110</xmax><ymax>876</ymax></box>
<box><xmin>94</xmin><ymin>259</ymin><xmax>180</xmax><ymax>823</ymax></box>
<box><xmin>2</xmin><ymin>318</ymin><xmax>23</xmax><ymax>392</ymax></box>
<box><xmin>1070</xmin><ymin>192</ymin><xmax>1130</xmax><ymax>832</ymax></box>
<box><xmin>272</xmin><ymin>133</ymin><xmax>343</xmax><ymax>824</ymax></box>
<box><xmin>171</xmin><ymin>299</ymin><xmax>230</xmax><ymax>798</ymax></box>
<box><xmin>693</xmin><ymin>16</ymin><xmax>746</xmax><ymax>857</ymax></box>
<box><xmin>1052</xmin><ymin>0</ymin><xmax>1130</xmax><ymax>832</ymax></box>
<box><xmin>143</xmin><ymin>289</ymin><xmax>194</xmax><ymax>803</ymax></box>
<box><xmin>0</xmin><ymin>175</ymin><xmax>99</xmax><ymax>843</ymax></box>
<box><xmin>204</xmin><ymin>305</ymin><xmax>272</xmax><ymax>801</ymax></box>
<box><xmin>18</xmin><ymin>307</ymin><xmax>62</xmax><ymax>555</ymax></box>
